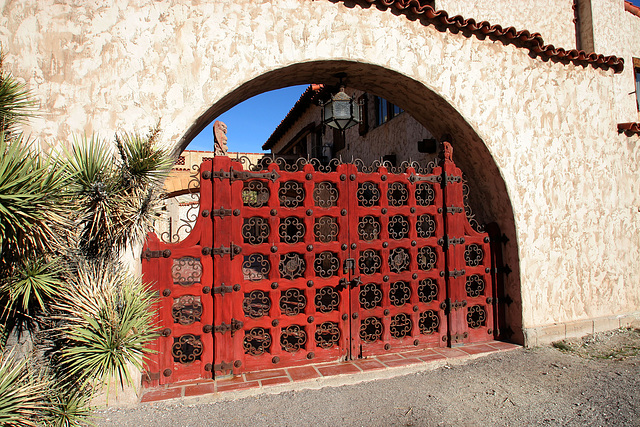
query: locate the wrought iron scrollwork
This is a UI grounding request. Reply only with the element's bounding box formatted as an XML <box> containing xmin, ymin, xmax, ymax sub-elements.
<box><xmin>390</xmin><ymin>313</ymin><xmax>413</xmax><ymax>339</ymax></box>
<box><xmin>419</xmin><ymin>310</ymin><xmax>440</xmax><ymax>335</ymax></box>
<box><xmin>416</xmin><ymin>214</ymin><xmax>436</xmax><ymax>239</ymax></box>
<box><xmin>242</xmin><ymin>217</ymin><xmax>270</xmax><ymax>245</ymax></box>
<box><xmin>462</xmin><ymin>181</ymin><xmax>485</xmax><ymax>233</ymax></box>
<box><xmin>172</xmin><ymin>334</ymin><xmax>203</xmax><ymax>363</ymax></box>
<box><xmin>172</xmin><ymin>295</ymin><xmax>203</xmax><ymax>325</ymax></box>
<box><xmin>388</xmin><ymin>215</ymin><xmax>409</xmax><ymax>240</ymax></box>
<box><xmin>464</xmin><ymin>244</ymin><xmax>484</xmax><ymax>267</ymax></box>
<box><xmin>314</xmin><ymin>287</ymin><xmax>340</xmax><ymax>313</ymax></box>
<box><xmin>389</xmin><ymin>281</ymin><xmax>411</xmax><ymax>306</ymax></box>
<box><xmin>315</xmin><ymin>322</ymin><xmax>340</xmax><ymax>349</ymax></box>
<box><xmin>159</xmin><ymin>163</ymin><xmax>200</xmax><ymax>243</ymax></box>
<box><xmin>359</xmin><ymin>249</ymin><xmax>382</xmax><ymax>275</ymax></box>
<box><xmin>242</xmin><ymin>180</ymin><xmax>270</xmax><ymax>208</ymax></box>
<box><xmin>465</xmin><ymin>274</ymin><xmax>486</xmax><ymax>298</ymax></box>
<box><xmin>359</xmin><ymin>317</ymin><xmax>383</xmax><ymax>343</ymax></box>
<box><xmin>415</xmin><ymin>183</ymin><xmax>435</xmax><ymax>206</ymax></box>
<box><xmin>418</xmin><ymin>278</ymin><xmax>438</xmax><ymax>303</ymax></box>
<box><xmin>313</xmin><ymin>182</ymin><xmax>338</xmax><ymax>208</ymax></box>
<box><xmin>242</xmin><ymin>254</ymin><xmax>270</xmax><ymax>281</ymax></box>
<box><xmin>279</xmin><ymin>253</ymin><xmax>306</xmax><ymax>280</ymax></box>
<box><xmin>314</xmin><ymin>216</ymin><xmax>339</xmax><ymax>243</ymax></box>
<box><xmin>279</xmin><ymin>181</ymin><xmax>305</xmax><ymax>208</ymax></box>
<box><xmin>359</xmin><ymin>283</ymin><xmax>383</xmax><ymax>310</ymax></box>
<box><xmin>314</xmin><ymin>251</ymin><xmax>339</xmax><ymax>278</ymax></box>
<box><xmin>387</xmin><ymin>182</ymin><xmax>408</xmax><ymax>207</ymax></box>
<box><xmin>358</xmin><ymin>215</ymin><xmax>381</xmax><ymax>241</ymax></box>
<box><xmin>243</xmin><ymin>327</ymin><xmax>272</xmax><ymax>356</ymax></box>
<box><xmin>280</xmin><ymin>325</ymin><xmax>307</xmax><ymax>353</ymax></box>
<box><xmin>279</xmin><ymin>217</ymin><xmax>305</xmax><ymax>244</ymax></box>
<box><xmin>417</xmin><ymin>247</ymin><xmax>437</xmax><ymax>271</ymax></box>
<box><xmin>357</xmin><ymin>182</ymin><xmax>380</xmax><ymax>207</ymax></box>
<box><xmin>388</xmin><ymin>248</ymin><xmax>410</xmax><ymax>273</ymax></box>
<box><xmin>467</xmin><ymin>305</ymin><xmax>487</xmax><ymax>329</ymax></box>
<box><xmin>279</xmin><ymin>288</ymin><xmax>307</xmax><ymax>316</ymax></box>
<box><xmin>171</xmin><ymin>257</ymin><xmax>203</xmax><ymax>286</ymax></box>
<box><xmin>243</xmin><ymin>290</ymin><xmax>271</xmax><ymax>319</ymax></box>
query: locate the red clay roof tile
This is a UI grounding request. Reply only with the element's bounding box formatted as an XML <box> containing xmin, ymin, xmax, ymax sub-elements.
<box><xmin>618</xmin><ymin>122</ymin><xmax>640</xmax><ymax>135</ymax></box>
<box><xmin>355</xmin><ymin>0</ymin><xmax>624</xmax><ymax>73</ymax></box>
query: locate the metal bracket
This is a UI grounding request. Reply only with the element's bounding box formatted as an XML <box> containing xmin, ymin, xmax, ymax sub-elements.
<box><xmin>448</xmin><ymin>331</ymin><xmax>468</xmax><ymax>343</ymax></box>
<box><xmin>440</xmin><ymin>298</ymin><xmax>467</xmax><ymax>312</ymax></box>
<box><xmin>445</xmin><ymin>206</ymin><xmax>464</xmax><ymax>214</ymax></box>
<box><xmin>142</xmin><ymin>249</ymin><xmax>171</xmax><ymax>260</ymax></box>
<box><xmin>213</xmin><ymin>360</ymin><xmax>241</xmax><ymax>372</ymax></box>
<box><xmin>202</xmin><ymin>243</ymin><xmax>242</xmax><ymax>259</ymax></box>
<box><xmin>442</xmin><ymin>269</ymin><xmax>465</xmax><ymax>279</ymax></box>
<box><xmin>210</xmin><ymin>170</ymin><xmax>231</xmax><ymax>180</ymax></box>
<box><xmin>229</xmin><ymin>167</ymin><xmax>280</xmax><ymax>183</ymax></box>
<box><xmin>214</xmin><ymin>318</ymin><xmax>244</xmax><ymax>336</ymax></box>
<box><xmin>408</xmin><ymin>173</ymin><xmax>441</xmax><ymax>184</ymax></box>
<box><xmin>142</xmin><ymin>371</ymin><xmax>160</xmax><ymax>382</ymax></box>
<box><xmin>442</xmin><ymin>171</ymin><xmax>462</xmax><ymax>186</ymax></box>
<box><xmin>212</xmin><ymin>207</ymin><xmax>233</xmax><ymax>218</ymax></box>
<box><xmin>343</xmin><ymin>258</ymin><xmax>356</xmax><ymax>275</ymax></box>
<box><xmin>212</xmin><ymin>284</ymin><xmax>234</xmax><ymax>296</ymax></box>
<box><xmin>438</xmin><ymin>235</ymin><xmax>465</xmax><ymax>251</ymax></box>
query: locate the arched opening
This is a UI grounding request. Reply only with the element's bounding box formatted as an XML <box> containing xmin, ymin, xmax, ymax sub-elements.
<box><xmin>175</xmin><ymin>60</ymin><xmax>522</xmax><ymax>345</ymax></box>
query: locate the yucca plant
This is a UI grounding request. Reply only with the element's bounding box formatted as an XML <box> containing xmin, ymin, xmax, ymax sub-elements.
<box><xmin>53</xmin><ymin>260</ymin><xmax>157</xmax><ymax>395</ymax></box>
<box><xmin>0</xmin><ymin>351</ymin><xmax>49</xmax><ymax>426</ymax></box>
<box><xmin>43</xmin><ymin>382</ymin><xmax>95</xmax><ymax>427</ymax></box>
<box><xmin>0</xmin><ymin>53</ymin><xmax>35</xmax><ymax>135</ymax></box>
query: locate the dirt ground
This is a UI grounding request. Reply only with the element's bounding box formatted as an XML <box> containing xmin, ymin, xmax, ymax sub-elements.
<box><xmin>97</xmin><ymin>328</ymin><xmax>640</xmax><ymax>426</ymax></box>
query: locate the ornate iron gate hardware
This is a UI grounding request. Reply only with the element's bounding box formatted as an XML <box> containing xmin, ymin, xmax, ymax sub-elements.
<box><xmin>142</xmin><ymin>249</ymin><xmax>171</xmax><ymax>260</ymax></box>
<box><xmin>229</xmin><ymin>167</ymin><xmax>280</xmax><ymax>182</ymax></box>
<box><xmin>445</xmin><ymin>206</ymin><xmax>464</xmax><ymax>214</ymax></box>
<box><xmin>448</xmin><ymin>332</ymin><xmax>468</xmax><ymax>343</ymax></box>
<box><xmin>343</xmin><ymin>258</ymin><xmax>356</xmax><ymax>275</ymax></box>
<box><xmin>408</xmin><ymin>173</ymin><xmax>441</xmax><ymax>184</ymax></box>
<box><xmin>201</xmin><ymin>243</ymin><xmax>242</xmax><ymax>259</ymax></box>
<box><xmin>212</xmin><ymin>284</ymin><xmax>240</xmax><ymax>296</ymax></box>
<box><xmin>211</xmin><ymin>207</ymin><xmax>233</xmax><ymax>218</ymax></box>
<box><xmin>440</xmin><ymin>298</ymin><xmax>467</xmax><ymax>312</ymax></box>
<box><xmin>213</xmin><ymin>360</ymin><xmax>241</xmax><ymax>372</ymax></box>
<box><xmin>441</xmin><ymin>269</ymin><xmax>465</xmax><ymax>279</ymax></box>
<box><xmin>214</xmin><ymin>318</ymin><xmax>244</xmax><ymax>335</ymax></box>
<box><xmin>438</xmin><ymin>235</ymin><xmax>465</xmax><ymax>251</ymax></box>
<box><xmin>442</xmin><ymin>171</ymin><xmax>462</xmax><ymax>186</ymax></box>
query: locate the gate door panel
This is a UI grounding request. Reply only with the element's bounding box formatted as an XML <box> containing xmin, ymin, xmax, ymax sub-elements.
<box><xmin>142</xmin><ymin>160</ymin><xmax>214</xmax><ymax>386</ymax></box>
<box><xmin>440</xmin><ymin>148</ymin><xmax>495</xmax><ymax>345</ymax></box>
<box><xmin>348</xmin><ymin>163</ymin><xmax>448</xmax><ymax>357</ymax></box>
<box><xmin>221</xmin><ymin>159</ymin><xmax>352</xmax><ymax>374</ymax></box>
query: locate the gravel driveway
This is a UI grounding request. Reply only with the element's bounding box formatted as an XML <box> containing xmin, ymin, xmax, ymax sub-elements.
<box><xmin>97</xmin><ymin>329</ymin><xmax>640</xmax><ymax>426</ymax></box>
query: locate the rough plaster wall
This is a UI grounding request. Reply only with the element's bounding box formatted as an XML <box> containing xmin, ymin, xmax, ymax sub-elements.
<box><xmin>587</xmin><ymin>0</ymin><xmax>639</xmax><ymax>123</ymax></box>
<box><xmin>1</xmin><ymin>0</ymin><xmax>640</xmax><ymax>337</ymax></box>
<box><xmin>438</xmin><ymin>0</ymin><xmax>577</xmax><ymax>49</ymax></box>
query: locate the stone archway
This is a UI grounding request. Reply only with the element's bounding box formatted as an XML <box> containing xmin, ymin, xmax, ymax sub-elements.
<box><xmin>177</xmin><ymin>60</ymin><xmax>523</xmax><ymax>343</ymax></box>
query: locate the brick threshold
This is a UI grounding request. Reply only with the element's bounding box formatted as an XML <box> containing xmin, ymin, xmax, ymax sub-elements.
<box><xmin>140</xmin><ymin>341</ymin><xmax>520</xmax><ymax>403</ymax></box>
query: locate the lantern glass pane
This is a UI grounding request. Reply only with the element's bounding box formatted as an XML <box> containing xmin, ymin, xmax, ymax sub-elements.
<box><xmin>333</xmin><ymin>100</ymin><xmax>350</xmax><ymax>119</ymax></box>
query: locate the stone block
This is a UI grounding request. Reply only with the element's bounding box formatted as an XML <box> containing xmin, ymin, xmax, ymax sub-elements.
<box><xmin>532</xmin><ymin>324</ymin><xmax>566</xmax><ymax>346</ymax></box>
<box><xmin>564</xmin><ymin>319</ymin><xmax>594</xmax><ymax>339</ymax></box>
<box><xmin>593</xmin><ymin>316</ymin><xmax>620</xmax><ymax>333</ymax></box>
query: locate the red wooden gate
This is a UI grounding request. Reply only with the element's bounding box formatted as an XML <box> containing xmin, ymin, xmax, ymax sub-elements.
<box><xmin>143</xmin><ymin>143</ymin><xmax>502</xmax><ymax>385</ymax></box>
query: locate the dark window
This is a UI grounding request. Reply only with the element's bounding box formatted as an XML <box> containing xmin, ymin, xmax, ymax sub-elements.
<box><xmin>375</xmin><ymin>96</ymin><xmax>403</xmax><ymax>127</ymax></box>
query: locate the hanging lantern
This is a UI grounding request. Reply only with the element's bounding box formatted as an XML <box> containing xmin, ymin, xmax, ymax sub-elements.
<box><xmin>321</xmin><ymin>85</ymin><xmax>361</xmax><ymax>131</ymax></box>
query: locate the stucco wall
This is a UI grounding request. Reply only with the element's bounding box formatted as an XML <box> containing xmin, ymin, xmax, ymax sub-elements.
<box><xmin>438</xmin><ymin>0</ymin><xmax>577</xmax><ymax>49</ymax></box>
<box><xmin>1</xmin><ymin>0</ymin><xmax>640</xmax><ymax>345</ymax></box>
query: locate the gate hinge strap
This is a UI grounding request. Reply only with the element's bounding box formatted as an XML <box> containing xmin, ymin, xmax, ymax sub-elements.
<box><xmin>438</xmin><ymin>235</ymin><xmax>465</xmax><ymax>251</ymax></box>
<box><xmin>213</xmin><ymin>360</ymin><xmax>241</xmax><ymax>372</ymax></box>
<box><xmin>202</xmin><ymin>243</ymin><xmax>242</xmax><ymax>259</ymax></box>
<box><xmin>142</xmin><ymin>249</ymin><xmax>171</xmax><ymax>260</ymax></box>
<box><xmin>207</xmin><ymin>168</ymin><xmax>280</xmax><ymax>182</ymax></box>
<box><xmin>442</xmin><ymin>171</ymin><xmax>462</xmax><ymax>187</ymax></box>
<box><xmin>215</xmin><ymin>318</ymin><xmax>244</xmax><ymax>335</ymax></box>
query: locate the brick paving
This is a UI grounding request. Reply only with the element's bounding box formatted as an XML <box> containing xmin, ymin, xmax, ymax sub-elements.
<box><xmin>140</xmin><ymin>341</ymin><xmax>519</xmax><ymax>403</ymax></box>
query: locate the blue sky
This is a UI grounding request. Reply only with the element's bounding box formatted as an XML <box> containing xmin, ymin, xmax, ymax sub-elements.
<box><xmin>186</xmin><ymin>85</ymin><xmax>308</xmax><ymax>153</ymax></box>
